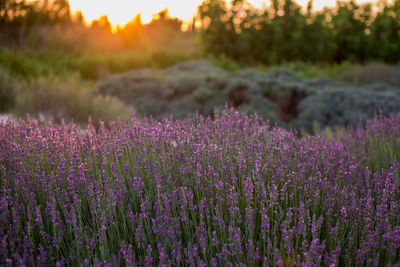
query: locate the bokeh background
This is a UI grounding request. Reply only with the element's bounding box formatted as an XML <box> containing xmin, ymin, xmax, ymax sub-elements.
<box><xmin>1</xmin><ymin>0</ymin><xmax>400</xmax><ymax>133</ymax></box>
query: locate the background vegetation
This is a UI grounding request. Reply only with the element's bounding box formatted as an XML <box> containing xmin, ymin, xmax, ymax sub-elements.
<box><xmin>97</xmin><ymin>60</ymin><xmax>400</xmax><ymax>132</ymax></box>
<box><xmin>0</xmin><ymin>0</ymin><xmax>400</xmax><ymax>131</ymax></box>
<box><xmin>199</xmin><ymin>0</ymin><xmax>400</xmax><ymax>64</ymax></box>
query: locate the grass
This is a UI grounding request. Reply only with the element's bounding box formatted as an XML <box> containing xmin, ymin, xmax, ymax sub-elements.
<box><xmin>0</xmin><ymin>47</ymin><xmax>194</xmax><ymax>124</ymax></box>
<box><xmin>0</xmin><ymin>47</ymin><xmax>195</xmax><ymax>80</ymax></box>
<box><xmin>12</xmin><ymin>74</ymin><xmax>133</xmax><ymax>124</ymax></box>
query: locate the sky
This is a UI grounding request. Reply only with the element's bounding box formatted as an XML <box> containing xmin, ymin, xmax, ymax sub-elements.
<box><xmin>68</xmin><ymin>0</ymin><xmax>379</xmax><ymax>26</ymax></box>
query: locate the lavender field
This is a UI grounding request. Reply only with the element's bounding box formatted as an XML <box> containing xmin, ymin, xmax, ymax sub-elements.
<box><xmin>0</xmin><ymin>109</ymin><xmax>399</xmax><ymax>266</ymax></box>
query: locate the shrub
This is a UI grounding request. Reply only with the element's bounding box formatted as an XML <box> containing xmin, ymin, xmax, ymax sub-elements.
<box><xmin>98</xmin><ymin>68</ymin><xmax>165</xmax><ymax>102</ymax></box>
<box><xmin>72</xmin><ymin>53</ymin><xmax>110</xmax><ymax>80</ymax></box>
<box><xmin>295</xmin><ymin>84</ymin><xmax>400</xmax><ymax>131</ymax></box>
<box><xmin>339</xmin><ymin>62</ymin><xmax>400</xmax><ymax>87</ymax></box>
<box><xmin>150</xmin><ymin>49</ymin><xmax>193</xmax><ymax>68</ymax></box>
<box><xmin>97</xmin><ymin>60</ymin><xmax>400</xmax><ymax>131</ymax></box>
<box><xmin>0</xmin><ymin>49</ymin><xmax>42</xmax><ymax>79</ymax></box>
<box><xmin>13</xmin><ymin>75</ymin><xmax>132</xmax><ymax>124</ymax></box>
<box><xmin>0</xmin><ymin>69</ymin><xmax>17</xmax><ymax>111</ymax></box>
<box><xmin>265</xmin><ymin>61</ymin><xmax>356</xmax><ymax>79</ymax></box>
<box><xmin>69</xmin><ymin>50</ymin><xmax>194</xmax><ymax>80</ymax></box>
<box><xmin>224</xmin><ymin>78</ymin><xmax>251</xmax><ymax>107</ymax></box>
<box><xmin>208</xmin><ymin>54</ymin><xmax>241</xmax><ymax>72</ymax></box>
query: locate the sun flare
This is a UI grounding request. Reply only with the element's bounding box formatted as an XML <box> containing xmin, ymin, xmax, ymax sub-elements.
<box><xmin>68</xmin><ymin>0</ymin><xmax>383</xmax><ymax>28</ymax></box>
<box><xmin>68</xmin><ymin>0</ymin><xmax>200</xmax><ymax>26</ymax></box>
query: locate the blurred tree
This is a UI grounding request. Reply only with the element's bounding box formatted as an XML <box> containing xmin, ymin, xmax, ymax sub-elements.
<box><xmin>91</xmin><ymin>15</ymin><xmax>112</xmax><ymax>32</ymax></box>
<box><xmin>198</xmin><ymin>0</ymin><xmax>400</xmax><ymax>64</ymax></box>
<box><xmin>18</xmin><ymin>0</ymin><xmax>71</xmax><ymax>26</ymax></box>
<box><xmin>331</xmin><ymin>1</ymin><xmax>371</xmax><ymax>62</ymax></box>
<box><xmin>141</xmin><ymin>8</ymin><xmax>188</xmax><ymax>51</ymax></box>
<box><xmin>118</xmin><ymin>14</ymin><xmax>142</xmax><ymax>48</ymax></box>
<box><xmin>279</xmin><ymin>0</ymin><xmax>305</xmax><ymax>61</ymax></box>
<box><xmin>72</xmin><ymin>10</ymin><xmax>85</xmax><ymax>26</ymax></box>
<box><xmin>249</xmin><ymin>9</ymin><xmax>275</xmax><ymax>63</ymax></box>
<box><xmin>300</xmin><ymin>3</ymin><xmax>336</xmax><ymax>62</ymax></box>
<box><xmin>198</xmin><ymin>0</ymin><xmax>237</xmax><ymax>57</ymax></box>
<box><xmin>0</xmin><ymin>0</ymin><xmax>28</xmax><ymax>26</ymax></box>
<box><xmin>189</xmin><ymin>16</ymin><xmax>197</xmax><ymax>32</ymax></box>
<box><xmin>230</xmin><ymin>0</ymin><xmax>254</xmax><ymax>59</ymax></box>
<box><xmin>49</xmin><ymin>0</ymin><xmax>71</xmax><ymax>24</ymax></box>
<box><xmin>148</xmin><ymin>9</ymin><xmax>182</xmax><ymax>31</ymax></box>
<box><xmin>369</xmin><ymin>0</ymin><xmax>400</xmax><ymax>62</ymax></box>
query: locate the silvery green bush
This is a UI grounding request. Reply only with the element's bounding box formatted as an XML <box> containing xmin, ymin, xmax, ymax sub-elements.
<box><xmin>98</xmin><ymin>61</ymin><xmax>400</xmax><ymax>132</ymax></box>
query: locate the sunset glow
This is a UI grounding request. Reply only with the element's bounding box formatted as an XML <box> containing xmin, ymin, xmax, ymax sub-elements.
<box><xmin>69</xmin><ymin>0</ymin><xmax>382</xmax><ymax>27</ymax></box>
<box><xmin>68</xmin><ymin>0</ymin><xmax>201</xmax><ymax>26</ymax></box>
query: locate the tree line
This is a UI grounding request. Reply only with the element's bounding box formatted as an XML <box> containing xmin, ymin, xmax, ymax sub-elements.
<box><xmin>0</xmin><ymin>0</ymin><xmax>184</xmax><ymax>49</ymax></box>
<box><xmin>198</xmin><ymin>0</ymin><xmax>400</xmax><ymax>64</ymax></box>
<box><xmin>2</xmin><ymin>0</ymin><xmax>399</xmax><ymax>64</ymax></box>
<box><xmin>0</xmin><ymin>0</ymin><xmax>72</xmax><ymax>27</ymax></box>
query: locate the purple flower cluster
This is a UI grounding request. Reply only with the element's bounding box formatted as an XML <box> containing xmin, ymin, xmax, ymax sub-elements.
<box><xmin>0</xmin><ymin>109</ymin><xmax>399</xmax><ymax>266</ymax></box>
